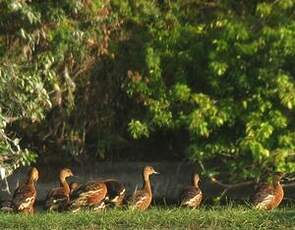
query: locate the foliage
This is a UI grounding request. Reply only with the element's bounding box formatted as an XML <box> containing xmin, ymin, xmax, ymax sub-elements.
<box><xmin>0</xmin><ymin>0</ymin><xmax>121</xmax><ymax>174</ymax></box>
<box><xmin>124</xmin><ymin>0</ymin><xmax>295</xmax><ymax>181</ymax></box>
<box><xmin>0</xmin><ymin>0</ymin><xmax>294</xmax><ymax>182</ymax></box>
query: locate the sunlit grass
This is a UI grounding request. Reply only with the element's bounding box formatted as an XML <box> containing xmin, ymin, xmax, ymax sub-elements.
<box><xmin>0</xmin><ymin>206</ymin><xmax>295</xmax><ymax>229</ymax></box>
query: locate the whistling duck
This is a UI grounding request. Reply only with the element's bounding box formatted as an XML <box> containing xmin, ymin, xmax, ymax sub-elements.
<box><xmin>180</xmin><ymin>173</ymin><xmax>202</xmax><ymax>208</ymax></box>
<box><xmin>130</xmin><ymin>166</ymin><xmax>159</xmax><ymax>211</ymax></box>
<box><xmin>69</xmin><ymin>180</ymin><xmax>126</xmax><ymax>208</ymax></box>
<box><xmin>253</xmin><ymin>172</ymin><xmax>284</xmax><ymax>210</ymax></box>
<box><xmin>12</xmin><ymin>167</ymin><xmax>39</xmax><ymax>214</ymax></box>
<box><xmin>44</xmin><ymin>168</ymin><xmax>73</xmax><ymax>211</ymax></box>
<box><xmin>69</xmin><ymin>181</ymin><xmax>107</xmax><ymax>212</ymax></box>
<box><xmin>104</xmin><ymin>179</ymin><xmax>126</xmax><ymax>207</ymax></box>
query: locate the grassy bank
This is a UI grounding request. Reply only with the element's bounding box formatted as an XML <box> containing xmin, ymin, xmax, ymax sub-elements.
<box><xmin>0</xmin><ymin>206</ymin><xmax>294</xmax><ymax>229</ymax></box>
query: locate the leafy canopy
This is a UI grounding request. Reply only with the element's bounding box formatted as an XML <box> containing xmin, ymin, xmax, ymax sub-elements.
<box><xmin>125</xmin><ymin>0</ymin><xmax>295</xmax><ymax>181</ymax></box>
<box><xmin>0</xmin><ymin>0</ymin><xmax>294</xmax><ymax>183</ymax></box>
<box><xmin>0</xmin><ymin>0</ymin><xmax>120</xmax><ymax>176</ymax></box>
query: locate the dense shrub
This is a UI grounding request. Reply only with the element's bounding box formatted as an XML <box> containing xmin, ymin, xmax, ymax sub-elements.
<box><xmin>0</xmin><ymin>0</ymin><xmax>294</xmax><ymax>182</ymax></box>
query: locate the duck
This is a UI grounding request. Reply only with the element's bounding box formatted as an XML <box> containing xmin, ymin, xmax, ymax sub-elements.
<box><xmin>130</xmin><ymin>166</ymin><xmax>159</xmax><ymax>211</ymax></box>
<box><xmin>180</xmin><ymin>173</ymin><xmax>202</xmax><ymax>208</ymax></box>
<box><xmin>253</xmin><ymin>172</ymin><xmax>284</xmax><ymax>210</ymax></box>
<box><xmin>11</xmin><ymin>167</ymin><xmax>39</xmax><ymax>214</ymax></box>
<box><xmin>104</xmin><ymin>179</ymin><xmax>126</xmax><ymax>207</ymax></box>
<box><xmin>69</xmin><ymin>180</ymin><xmax>107</xmax><ymax>212</ymax></box>
<box><xmin>69</xmin><ymin>180</ymin><xmax>126</xmax><ymax>208</ymax></box>
<box><xmin>44</xmin><ymin>168</ymin><xmax>73</xmax><ymax>211</ymax></box>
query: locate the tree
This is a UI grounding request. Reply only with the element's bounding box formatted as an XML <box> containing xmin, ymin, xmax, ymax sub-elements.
<box><xmin>126</xmin><ymin>0</ymin><xmax>295</xmax><ymax>181</ymax></box>
<box><xmin>0</xmin><ymin>0</ymin><xmax>121</xmax><ymax>176</ymax></box>
<box><xmin>0</xmin><ymin>0</ymin><xmax>294</xmax><ymax>184</ymax></box>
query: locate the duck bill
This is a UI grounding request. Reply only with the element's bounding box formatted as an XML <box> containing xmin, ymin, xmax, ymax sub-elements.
<box><xmin>153</xmin><ymin>171</ymin><xmax>160</xmax><ymax>175</ymax></box>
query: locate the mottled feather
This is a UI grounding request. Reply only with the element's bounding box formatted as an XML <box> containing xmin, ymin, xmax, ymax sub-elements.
<box><xmin>180</xmin><ymin>186</ymin><xmax>202</xmax><ymax>208</ymax></box>
<box><xmin>44</xmin><ymin>168</ymin><xmax>73</xmax><ymax>211</ymax></box>
<box><xmin>253</xmin><ymin>173</ymin><xmax>284</xmax><ymax>210</ymax></box>
<box><xmin>69</xmin><ymin>181</ymin><xmax>107</xmax><ymax>211</ymax></box>
<box><xmin>44</xmin><ymin>187</ymin><xmax>69</xmax><ymax>211</ymax></box>
<box><xmin>12</xmin><ymin>183</ymin><xmax>36</xmax><ymax>212</ymax></box>
<box><xmin>253</xmin><ymin>183</ymin><xmax>276</xmax><ymax>210</ymax></box>
<box><xmin>12</xmin><ymin>167</ymin><xmax>39</xmax><ymax>214</ymax></box>
<box><xmin>132</xmin><ymin>188</ymin><xmax>150</xmax><ymax>209</ymax></box>
<box><xmin>104</xmin><ymin>179</ymin><xmax>126</xmax><ymax>207</ymax></box>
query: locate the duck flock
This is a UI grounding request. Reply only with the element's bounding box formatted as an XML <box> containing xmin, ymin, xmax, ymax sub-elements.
<box><xmin>0</xmin><ymin>166</ymin><xmax>284</xmax><ymax>214</ymax></box>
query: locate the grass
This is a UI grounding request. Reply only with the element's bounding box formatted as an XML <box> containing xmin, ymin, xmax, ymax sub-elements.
<box><xmin>0</xmin><ymin>206</ymin><xmax>295</xmax><ymax>229</ymax></box>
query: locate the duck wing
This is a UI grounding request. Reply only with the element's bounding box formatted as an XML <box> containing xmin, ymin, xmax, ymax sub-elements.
<box><xmin>180</xmin><ymin>186</ymin><xmax>202</xmax><ymax>207</ymax></box>
<box><xmin>253</xmin><ymin>183</ymin><xmax>274</xmax><ymax>209</ymax></box>
<box><xmin>44</xmin><ymin>187</ymin><xmax>69</xmax><ymax>211</ymax></box>
<box><xmin>132</xmin><ymin>188</ymin><xmax>149</xmax><ymax>207</ymax></box>
<box><xmin>71</xmin><ymin>182</ymin><xmax>106</xmax><ymax>198</ymax></box>
<box><xmin>69</xmin><ymin>182</ymin><xmax>107</xmax><ymax>210</ymax></box>
<box><xmin>12</xmin><ymin>183</ymin><xmax>36</xmax><ymax>211</ymax></box>
<box><xmin>104</xmin><ymin>179</ymin><xmax>126</xmax><ymax>206</ymax></box>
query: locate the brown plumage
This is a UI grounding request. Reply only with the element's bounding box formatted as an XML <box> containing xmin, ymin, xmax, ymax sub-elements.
<box><xmin>130</xmin><ymin>166</ymin><xmax>159</xmax><ymax>211</ymax></box>
<box><xmin>69</xmin><ymin>180</ymin><xmax>125</xmax><ymax>208</ymax></box>
<box><xmin>104</xmin><ymin>179</ymin><xmax>126</xmax><ymax>207</ymax></box>
<box><xmin>253</xmin><ymin>172</ymin><xmax>284</xmax><ymax>210</ymax></box>
<box><xmin>180</xmin><ymin>174</ymin><xmax>202</xmax><ymax>208</ymax></box>
<box><xmin>69</xmin><ymin>181</ymin><xmax>107</xmax><ymax>212</ymax></box>
<box><xmin>44</xmin><ymin>168</ymin><xmax>73</xmax><ymax>211</ymax></box>
<box><xmin>12</xmin><ymin>167</ymin><xmax>39</xmax><ymax>214</ymax></box>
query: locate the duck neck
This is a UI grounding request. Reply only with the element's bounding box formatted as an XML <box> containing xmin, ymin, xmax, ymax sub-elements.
<box><xmin>143</xmin><ymin>174</ymin><xmax>152</xmax><ymax>194</ymax></box>
<box><xmin>273</xmin><ymin>180</ymin><xmax>281</xmax><ymax>189</ymax></box>
<box><xmin>26</xmin><ymin>177</ymin><xmax>34</xmax><ymax>185</ymax></box>
<box><xmin>60</xmin><ymin>177</ymin><xmax>70</xmax><ymax>195</ymax></box>
<box><xmin>193</xmin><ymin>178</ymin><xmax>199</xmax><ymax>188</ymax></box>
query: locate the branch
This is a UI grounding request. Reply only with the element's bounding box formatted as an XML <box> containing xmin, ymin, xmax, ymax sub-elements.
<box><xmin>5</xmin><ymin>116</ymin><xmax>19</xmax><ymax>124</ymax></box>
<box><xmin>211</xmin><ymin>177</ymin><xmax>255</xmax><ymax>190</ymax></box>
<box><xmin>282</xmin><ymin>182</ymin><xmax>295</xmax><ymax>188</ymax></box>
<box><xmin>3</xmin><ymin>177</ymin><xmax>11</xmax><ymax>195</ymax></box>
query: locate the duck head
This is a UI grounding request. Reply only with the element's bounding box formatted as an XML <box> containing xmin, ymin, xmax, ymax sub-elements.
<box><xmin>60</xmin><ymin>168</ymin><xmax>73</xmax><ymax>180</ymax></box>
<box><xmin>143</xmin><ymin>166</ymin><xmax>160</xmax><ymax>177</ymax></box>
<box><xmin>28</xmin><ymin>167</ymin><xmax>39</xmax><ymax>182</ymax></box>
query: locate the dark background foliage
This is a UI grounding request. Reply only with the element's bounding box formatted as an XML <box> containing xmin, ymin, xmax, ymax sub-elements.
<box><xmin>0</xmin><ymin>0</ymin><xmax>294</xmax><ymax>182</ymax></box>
